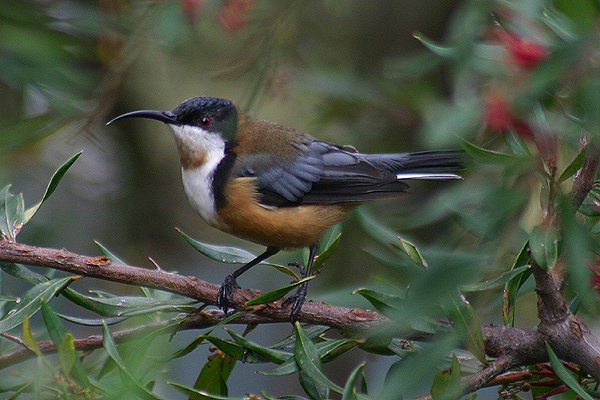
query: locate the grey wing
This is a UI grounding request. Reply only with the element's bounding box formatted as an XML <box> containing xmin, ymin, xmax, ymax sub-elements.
<box><xmin>235</xmin><ymin>140</ymin><xmax>413</xmax><ymax>207</ymax></box>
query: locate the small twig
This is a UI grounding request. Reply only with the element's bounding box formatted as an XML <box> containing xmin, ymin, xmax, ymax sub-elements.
<box><xmin>570</xmin><ymin>133</ymin><xmax>600</xmax><ymax>211</ymax></box>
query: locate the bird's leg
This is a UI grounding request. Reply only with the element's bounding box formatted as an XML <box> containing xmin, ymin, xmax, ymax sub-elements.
<box><xmin>217</xmin><ymin>246</ymin><xmax>279</xmax><ymax>312</ymax></box>
<box><xmin>289</xmin><ymin>243</ymin><xmax>319</xmax><ymax>322</ymax></box>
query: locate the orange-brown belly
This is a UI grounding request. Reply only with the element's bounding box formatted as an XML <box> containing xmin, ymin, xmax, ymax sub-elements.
<box><xmin>214</xmin><ymin>177</ymin><xmax>356</xmax><ymax>248</ymax></box>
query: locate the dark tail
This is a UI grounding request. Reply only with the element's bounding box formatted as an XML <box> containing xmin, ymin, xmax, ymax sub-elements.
<box><xmin>363</xmin><ymin>150</ymin><xmax>465</xmax><ymax>180</ymax></box>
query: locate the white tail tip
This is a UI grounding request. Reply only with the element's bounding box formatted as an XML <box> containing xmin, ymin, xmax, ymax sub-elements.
<box><xmin>396</xmin><ymin>173</ymin><xmax>463</xmax><ymax>180</ymax></box>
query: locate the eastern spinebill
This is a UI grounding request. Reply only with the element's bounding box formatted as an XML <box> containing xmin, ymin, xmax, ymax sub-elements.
<box><xmin>108</xmin><ymin>96</ymin><xmax>464</xmax><ymax>321</ymax></box>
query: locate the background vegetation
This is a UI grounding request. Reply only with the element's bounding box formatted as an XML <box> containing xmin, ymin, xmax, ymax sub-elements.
<box><xmin>2</xmin><ymin>0</ymin><xmax>600</xmax><ymax>399</ymax></box>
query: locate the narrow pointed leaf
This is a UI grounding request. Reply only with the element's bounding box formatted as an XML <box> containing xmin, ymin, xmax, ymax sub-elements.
<box><xmin>192</xmin><ymin>349</ymin><xmax>237</xmax><ymax>397</ymax></box>
<box><xmin>225</xmin><ymin>328</ymin><xmax>291</xmax><ymax>364</ymax></box>
<box><xmin>0</xmin><ymin>277</ymin><xmax>73</xmax><ymax>334</ymax></box>
<box><xmin>546</xmin><ymin>343</ymin><xmax>595</xmax><ymax>400</ymax></box>
<box><xmin>41</xmin><ymin>302</ymin><xmax>90</xmax><ymax>388</ymax></box>
<box><xmin>396</xmin><ymin>238</ymin><xmax>427</xmax><ymax>268</ymax></box>
<box><xmin>460</xmin><ymin>137</ymin><xmax>527</xmax><ymax>165</ymax></box>
<box><xmin>1</xmin><ymin>262</ymin><xmax>46</xmax><ymax>285</ymax></box>
<box><xmin>558</xmin><ymin>147</ymin><xmax>587</xmax><ymax>183</ymax></box>
<box><xmin>342</xmin><ymin>362</ymin><xmax>366</xmax><ymax>400</ymax></box>
<box><xmin>529</xmin><ymin>225</ymin><xmax>559</xmax><ymax>270</ymax></box>
<box><xmin>169</xmin><ymin>311</ymin><xmax>245</xmax><ymax>361</ymax></box>
<box><xmin>503</xmin><ymin>241</ymin><xmax>532</xmax><ymax>326</ymax></box>
<box><xmin>169</xmin><ymin>382</ymin><xmax>245</xmax><ymax>399</ymax></box>
<box><xmin>460</xmin><ymin>265</ymin><xmax>530</xmax><ymax>292</ymax></box>
<box><xmin>0</xmin><ymin>186</ymin><xmax>25</xmax><ymax>241</ymax></box>
<box><xmin>102</xmin><ymin>321</ymin><xmax>165</xmax><ymax>400</ymax></box>
<box><xmin>413</xmin><ymin>33</ymin><xmax>456</xmax><ymax>58</ymax></box>
<box><xmin>246</xmin><ymin>276</ymin><xmax>315</xmax><ymax>306</ymax></box>
<box><xmin>353</xmin><ymin>288</ymin><xmax>404</xmax><ymax>313</ymax></box>
<box><xmin>94</xmin><ymin>240</ymin><xmax>126</xmax><ymax>264</ymax></box>
<box><xmin>22</xmin><ymin>315</ymin><xmax>43</xmax><ymax>357</ymax></box>
<box><xmin>178</xmin><ymin>229</ymin><xmax>261</xmax><ymax>264</ymax></box>
<box><xmin>431</xmin><ymin>355</ymin><xmax>462</xmax><ymax>400</ymax></box>
<box><xmin>313</xmin><ymin>232</ymin><xmax>342</xmax><ymax>271</ymax></box>
<box><xmin>23</xmin><ymin>152</ymin><xmax>82</xmax><ymax>223</ymax></box>
<box><xmin>444</xmin><ymin>292</ymin><xmax>486</xmax><ymax>364</ymax></box>
<box><xmin>294</xmin><ymin>322</ymin><xmax>343</xmax><ymax>394</ymax></box>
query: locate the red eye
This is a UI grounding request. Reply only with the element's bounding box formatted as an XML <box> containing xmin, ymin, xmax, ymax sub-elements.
<box><xmin>200</xmin><ymin>117</ymin><xmax>211</xmax><ymax>127</ymax></box>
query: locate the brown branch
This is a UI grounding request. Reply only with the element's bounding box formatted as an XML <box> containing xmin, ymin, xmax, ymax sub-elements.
<box><xmin>0</xmin><ymin>240</ymin><xmax>387</xmax><ymax>331</ymax></box>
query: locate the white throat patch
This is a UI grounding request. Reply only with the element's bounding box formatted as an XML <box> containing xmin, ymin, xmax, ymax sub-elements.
<box><xmin>169</xmin><ymin>125</ymin><xmax>226</xmax><ymax>225</ymax></box>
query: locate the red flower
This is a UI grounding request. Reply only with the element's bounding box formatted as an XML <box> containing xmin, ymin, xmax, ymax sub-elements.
<box><xmin>484</xmin><ymin>94</ymin><xmax>534</xmax><ymax>139</ymax></box>
<box><xmin>496</xmin><ymin>28</ymin><xmax>549</xmax><ymax>69</ymax></box>
<box><xmin>218</xmin><ymin>0</ymin><xmax>254</xmax><ymax>33</ymax></box>
<box><xmin>179</xmin><ymin>0</ymin><xmax>204</xmax><ymax>23</ymax></box>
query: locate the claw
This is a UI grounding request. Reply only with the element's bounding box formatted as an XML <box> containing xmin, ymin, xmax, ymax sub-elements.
<box><xmin>217</xmin><ymin>274</ymin><xmax>240</xmax><ymax>313</ymax></box>
<box><xmin>284</xmin><ymin>282</ymin><xmax>308</xmax><ymax>322</ymax></box>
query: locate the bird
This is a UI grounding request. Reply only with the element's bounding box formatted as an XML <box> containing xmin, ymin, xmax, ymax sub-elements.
<box><xmin>107</xmin><ymin>96</ymin><xmax>464</xmax><ymax>321</ymax></box>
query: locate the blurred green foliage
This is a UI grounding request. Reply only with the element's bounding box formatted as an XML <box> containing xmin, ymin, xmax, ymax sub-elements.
<box><xmin>2</xmin><ymin>0</ymin><xmax>600</xmax><ymax>399</ymax></box>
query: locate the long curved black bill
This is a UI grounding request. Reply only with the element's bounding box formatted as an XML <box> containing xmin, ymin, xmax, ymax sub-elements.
<box><xmin>106</xmin><ymin>110</ymin><xmax>177</xmax><ymax>126</ymax></box>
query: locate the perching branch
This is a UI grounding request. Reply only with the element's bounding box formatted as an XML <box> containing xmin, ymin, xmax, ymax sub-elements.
<box><xmin>0</xmin><ymin>240</ymin><xmax>387</xmax><ymax>332</ymax></box>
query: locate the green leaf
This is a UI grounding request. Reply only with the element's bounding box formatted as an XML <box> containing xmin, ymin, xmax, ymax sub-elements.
<box><xmin>22</xmin><ymin>314</ymin><xmax>43</xmax><ymax>357</ymax></box>
<box><xmin>41</xmin><ymin>302</ymin><xmax>90</xmax><ymax>388</ymax></box>
<box><xmin>443</xmin><ymin>291</ymin><xmax>486</xmax><ymax>364</ymax></box>
<box><xmin>294</xmin><ymin>322</ymin><xmax>344</xmax><ymax>396</ymax></box>
<box><xmin>413</xmin><ymin>32</ymin><xmax>456</xmax><ymax>58</ymax></box>
<box><xmin>169</xmin><ymin>382</ymin><xmax>245</xmax><ymax>400</ymax></box>
<box><xmin>0</xmin><ymin>262</ymin><xmax>47</xmax><ymax>284</ymax></box>
<box><xmin>204</xmin><ymin>336</ymin><xmax>247</xmax><ymax>361</ymax></box>
<box><xmin>0</xmin><ymin>185</ymin><xmax>25</xmax><ymax>241</ymax></box>
<box><xmin>313</xmin><ymin>232</ymin><xmax>342</xmax><ymax>272</ymax></box>
<box><xmin>319</xmin><ymin>338</ymin><xmax>359</xmax><ymax>363</ymax></box>
<box><xmin>94</xmin><ymin>240</ymin><xmax>126</xmax><ymax>264</ymax></box>
<box><xmin>245</xmin><ymin>276</ymin><xmax>315</xmax><ymax>306</ymax></box>
<box><xmin>63</xmin><ymin>292</ymin><xmax>196</xmax><ymax>317</ymax></box>
<box><xmin>191</xmin><ymin>349</ymin><xmax>237</xmax><ymax>398</ymax></box>
<box><xmin>459</xmin><ymin>137</ymin><xmax>527</xmax><ymax>165</ymax></box>
<box><xmin>102</xmin><ymin>321</ymin><xmax>166</xmax><ymax>400</ymax></box>
<box><xmin>0</xmin><ymin>276</ymin><xmax>74</xmax><ymax>334</ymax></box>
<box><xmin>23</xmin><ymin>152</ymin><xmax>82</xmax><ymax>223</ymax></box>
<box><xmin>342</xmin><ymin>363</ymin><xmax>366</xmax><ymax>400</ymax></box>
<box><xmin>546</xmin><ymin>342</ymin><xmax>595</xmax><ymax>400</ymax></box>
<box><xmin>353</xmin><ymin>288</ymin><xmax>404</xmax><ymax>313</ymax></box>
<box><xmin>529</xmin><ymin>225</ymin><xmax>560</xmax><ymax>270</ymax></box>
<box><xmin>395</xmin><ymin>238</ymin><xmax>427</xmax><ymax>269</ymax></box>
<box><xmin>225</xmin><ymin>328</ymin><xmax>291</xmax><ymax>364</ymax></box>
<box><xmin>558</xmin><ymin>147</ymin><xmax>587</xmax><ymax>183</ymax></box>
<box><xmin>504</xmin><ymin>128</ymin><xmax>531</xmax><ymax>156</ymax></box>
<box><xmin>169</xmin><ymin>311</ymin><xmax>245</xmax><ymax>361</ymax></box>
<box><xmin>460</xmin><ymin>265</ymin><xmax>530</xmax><ymax>292</ymax></box>
<box><xmin>430</xmin><ymin>355</ymin><xmax>462</xmax><ymax>400</ymax></box>
<box><xmin>503</xmin><ymin>241</ymin><xmax>532</xmax><ymax>326</ymax></box>
<box><xmin>178</xmin><ymin>229</ymin><xmax>263</xmax><ymax>264</ymax></box>
<box><xmin>559</xmin><ymin>196</ymin><xmax>598</xmax><ymax>311</ymax></box>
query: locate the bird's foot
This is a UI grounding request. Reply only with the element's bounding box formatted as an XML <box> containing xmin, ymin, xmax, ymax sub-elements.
<box><xmin>283</xmin><ymin>282</ymin><xmax>308</xmax><ymax>322</ymax></box>
<box><xmin>217</xmin><ymin>274</ymin><xmax>240</xmax><ymax>313</ymax></box>
<box><xmin>288</xmin><ymin>261</ymin><xmax>306</xmax><ymax>276</ymax></box>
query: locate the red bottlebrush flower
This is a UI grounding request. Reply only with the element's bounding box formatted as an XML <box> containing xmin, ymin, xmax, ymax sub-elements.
<box><xmin>484</xmin><ymin>94</ymin><xmax>534</xmax><ymax>139</ymax></box>
<box><xmin>178</xmin><ymin>0</ymin><xmax>204</xmax><ymax>23</ymax></box>
<box><xmin>218</xmin><ymin>0</ymin><xmax>254</xmax><ymax>33</ymax></box>
<box><xmin>485</xmin><ymin>95</ymin><xmax>514</xmax><ymax>131</ymax></box>
<box><xmin>495</xmin><ymin>28</ymin><xmax>549</xmax><ymax>69</ymax></box>
<box><xmin>506</xmin><ymin>37</ymin><xmax>548</xmax><ymax>69</ymax></box>
<box><xmin>592</xmin><ymin>268</ymin><xmax>600</xmax><ymax>294</ymax></box>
